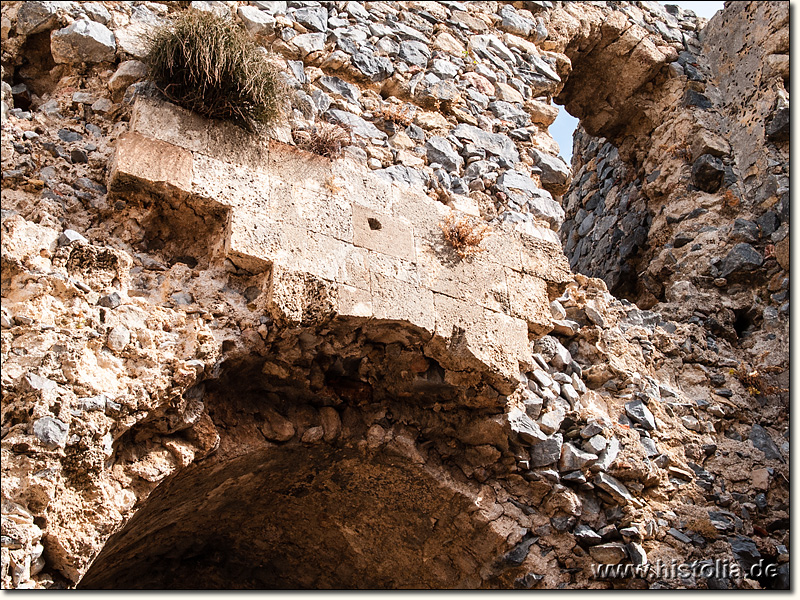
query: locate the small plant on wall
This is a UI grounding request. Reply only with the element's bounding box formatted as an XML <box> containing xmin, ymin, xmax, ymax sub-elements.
<box><xmin>145</xmin><ymin>10</ymin><xmax>285</xmax><ymax>131</ymax></box>
<box><xmin>294</xmin><ymin>121</ymin><xmax>353</xmax><ymax>159</ymax></box>
<box><xmin>440</xmin><ymin>213</ymin><xmax>493</xmax><ymax>259</ymax></box>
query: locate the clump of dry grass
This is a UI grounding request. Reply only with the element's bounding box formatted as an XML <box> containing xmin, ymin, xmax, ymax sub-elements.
<box><xmin>439</xmin><ymin>213</ymin><xmax>492</xmax><ymax>259</ymax></box>
<box><xmin>376</xmin><ymin>103</ymin><xmax>415</xmax><ymax>127</ymax></box>
<box><xmin>294</xmin><ymin>121</ymin><xmax>352</xmax><ymax>158</ymax></box>
<box><xmin>144</xmin><ymin>10</ymin><xmax>285</xmax><ymax>130</ymax></box>
<box><xmin>731</xmin><ymin>365</ymin><xmax>788</xmax><ymax>397</ymax></box>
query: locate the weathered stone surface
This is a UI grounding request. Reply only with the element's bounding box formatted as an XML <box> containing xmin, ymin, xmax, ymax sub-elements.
<box><xmin>589</xmin><ymin>542</ymin><xmax>627</xmax><ymax>565</ymax></box>
<box><xmin>749</xmin><ymin>424</ymin><xmax>783</xmax><ymax>462</ymax></box>
<box><xmin>529</xmin><ymin>434</ymin><xmax>563</xmax><ymax>467</ymax></box>
<box><xmin>718</xmin><ymin>243</ymin><xmax>763</xmax><ymax>278</ymax></box>
<box><xmin>16</xmin><ymin>1</ymin><xmax>64</xmax><ymax>35</ymax></box>
<box><xmin>50</xmin><ymin>19</ymin><xmax>117</xmax><ymax>64</ymax></box>
<box><xmin>33</xmin><ymin>417</ymin><xmax>69</xmax><ymax>449</ymax></box>
<box><xmin>529</xmin><ymin>148</ymin><xmax>572</xmax><ymax>195</ymax></box>
<box><xmin>452</xmin><ymin>124</ymin><xmax>519</xmax><ymax>164</ymax></box>
<box><xmin>558</xmin><ymin>443</ymin><xmax>597</xmax><ymax>472</ymax></box>
<box><xmin>108</xmin><ymin>60</ymin><xmax>147</xmax><ymax>97</ymax></box>
<box><xmin>237</xmin><ymin>5</ymin><xmax>276</xmax><ymax>36</ymax></box>
<box><xmin>691</xmin><ymin>154</ymin><xmax>725</xmax><ymax>193</ymax></box>
<box><xmin>624</xmin><ymin>399</ymin><xmax>656</xmax><ymax>430</ymax></box>
<box><xmin>425</xmin><ymin>136</ymin><xmax>463</xmax><ymax>172</ymax></box>
<box><xmin>594</xmin><ymin>473</ymin><xmax>633</xmax><ymax>504</ymax></box>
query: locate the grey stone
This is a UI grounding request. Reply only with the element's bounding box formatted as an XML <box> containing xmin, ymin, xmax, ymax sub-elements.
<box><xmin>375</xmin><ymin>165</ymin><xmax>427</xmax><ymax>189</ymax></box>
<box><xmin>344</xmin><ymin>1</ymin><xmax>370</xmax><ymax>20</ymax></box>
<box><xmin>584</xmin><ymin>305</ymin><xmax>605</xmax><ymax>327</ymax></box>
<box><xmin>580</xmin><ymin>422</ymin><xmax>603</xmax><ymax>440</ymax></box>
<box><xmin>595</xmin><ymin>472</ymin><xmax>633</xmax><ymax>504</ymax></box>
<box><xmin>488</xmin><ymin>101</ymin><xmax>530</xmax><ymax>127</ymax></box>
<box><xmin>749</xmin><ymin>424</ymin><xmax>783</xmax><ymax>462</ymax></box>
<box><xmin>58</xmin><ymin>129</ymin><xmax>83</xmax><ymax>142</ymax></box>
<box><xmin>589</xmin><ymin>542</ymin><xmax>627</xmax><ymax>565</ymax></box>
<box><xmin>452</xmin><ymin>123</ymin><xmax>519</xmax><ymax>164</ymax></box>
<box><xmin>16</xmin><ymin>1</ymin><xmax>65</xmax><ymax>36</ymax></box>
<box><xmin>730</xmin><ymin>218</ymin><xmax>759</xmax><ymax>244</ymax></box>
<box><xmin>293</xmin><ymin>6</ymin><xmax>328</xmax><ymax>32</ymax></box>
<box><xmin>106</xmin><ymin>325</ymin><xmax>130</xmax><ymax>351</ymax></box>
<box><xmin>561</xmin><ymin>383</ymin><xmax>580</xmax><ymax>406</ymax></box>
<box><xmin>559</xmin><ymin>443</ymin><xmax>597</xmax><ymax>471</ymax></box>
<box><xmin>584</xmin><ymin>434</ymin><xmax>607</xmax><ymax>455</ymax></box>
<box><xmin>98</xmin><ymin>292</ymin><xmax>121</xmax><ymax>309</ymax></box>
<box><xmin>251</xmin><ymin>1</ymin><xmax>286</xmax><ymax>14</ymax></box>
<box><xmin>549</xmin><ymin>300</ymin><xmax>566</xmax><ymax>320</ymax></box>
<box><xmin>21</xmin><ymin>373</ymin><xmax>57</xmax><ymax>393</ymax></box>
<box><xmin>58</xmin><ymin>229</ymin><xmax>87</xmax><ymax>246</ymax></box>
<box><xmin>501</xmin><ymin>536</ymin><xmax>537</xmax><ymax>567</ymax></box>
<box><xmin>431</xmin><ymin>58</ymin><xmax>458</xmax><ymax>78</ymax></box>
<box><xmin>625</xmin><ymin>399</ymin><xmax>656</xmax><ymax>430</ymax></box>
<box><xmin>521</xmin><ymin>388</ymin><xmax>543</xmax><ymax>420</ymax></box>
<box><xmin>551</xmin><ymin>319</ymin><xmax>580</xmax><ymax>336</ymax></box>
<box><xmin>82</xmin><ymin>2</ymin><xmax>111</xmax><ymax>24</ymax></box>
<box><xmin>507</xmin><ymin>406</ymin><xmax>548</xmax><ymax>445</ymax></box>
<box><xmin>529</xmin><ymin>147</ymin><xmax>571</xmax><ymax>191</ymax></box>
<box><xmin>640</xmin><ymin>436</ymin><xmax>659</xmax><ymax>458</ymax></box>
<box><xmin>530</xmin><ymin>368</ymin><xmax>554</xmax><ymax>389</ymax></box>
<box><xmin>351</xmin><ymin>50</ymin><xmax>394</xmax><ymax>82</ymax></box>
<box><xmin>237</xmin><ymin>5</ymin><xmax>276</xmax><ymax>36</ymax></box>
<box><xmin>50</xmin><ymin>19</ymin><xmax>117</xmax><ymax>64</ymax></box>
<box><xmin>318</xmin><ymin>76</ymin><xmax>360</xmax><ymax>104</ymax></box>
<box><xmin>425</xmin><ymin>136</ymin><xmax>463</xmax><ymax>172</ymax></box>
<box><xmin>691</xmin><ymin>153</ymin><xmax>724</xmax><ymax>193</ymax></box>
<box><xmin>70</xmin><ymin>148</ymin><xmax>88</xmax><ymax>163</ymax></box>
<box><xmin>327</xmin><ymin>109</ymin><xmax>386</xmax><ymax>141</ymax></box>
<box><xmin>398</xmin><ymin>40</ymin><xmax>431</xmax><ymax>67</ymax></box>
<box><xmin>574</xmin><ymin>524</ymin><xmax>602</xmax><ymax>546</ymax></box>
<box><xmin>79</xmin><ymin>394</ymin><xmax>108</xmax><ymax>412</ymax></box>
<box><xmin>667</xmin><ymin>528</ymin><xmax>692</xmax><ymax>544</ymax></box>
<box><xmin>562</xmin><ymin>470</ymin><xmax>586</xmax><ymax>484</ymax></box>
<box><xmin>33</xmin><ymin>417</ymin><xmax>69</xmax><ymax>449</ymax></box>
<box><xmin>591</xmin><ymin>436</ymin><xmax>619</xmax><ymax>472</ymax></box>
<box><xmin>681</xmin><ymin>415</ymin><xmax>704</xmax><ymax>432</ymax></box>
<box><xmin>189</xmin><ymin>0</ymin><xmax>229</xmax><ymax>17</ymax></box>
<box><xmin>498</xmin><ymin>170</ymin><xmax>539</xmax><ymax>197</ymax></box>
<box><xmin>538</xmin><ymin>407</ymin><xmax>564</xmax><ymax>436</ymax></box>
<box><xmin>292</xmin><ymin>32</ymin><xmax>325</xmax><ymax>55</ymax></box>
<box><xmin>628</xmin><ymin>542</ymin><xmax>647</xmax><ymax>565</ymax></box>
<box><xmin>719</xmin><ymin>243</ymin><xmax>763</xmax><ymax>278</ymax></box>
<box><xmin>171</xmin><ymin>291</ymin><xmax>194</xmax><ymax>305</ymax></box>
<box><xmin>766</xmin><ymin>105</ymin><xmax>789</xmax><ymax>142</ymax></box>
<box><xmin>513</xmin><ymin>573</ymin><xmax>544</xmax><ymax>589</ymax></box>
<box><xmin>525</xmin><ymin>189</ymin><xmax>565</xmax><ymax>231</ymax></box>
<box><xmin>529</xmin><ymin>434</ymin><xmax>563</xmax><ymax>467</ymax></box>
<box><xmin>499</xmin><ymin>5</ymin><xmax>535</xmax><ymax>37</ymax></box>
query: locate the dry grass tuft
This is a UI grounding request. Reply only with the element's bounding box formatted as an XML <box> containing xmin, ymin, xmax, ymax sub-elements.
<box><xmin>440</xmin><ymin>213</ymin><xmax>492</xmax><ymax>259</ymax></box>
<box><xmin>685</xmin><ymin>518</ymin><xmax>720</xmax><ymax>540</ymax></box>
<box><xmin>145</xmin><ymin>11</ymin><xmax>285</xmax><ymax>130</ymax></box>
<box><xmin>294</xmin><ymin>121</ymin><xmax>352</xmax><ymax>158</ymax></box>
<box><xmin>376</xmin><ymin>103</ymin><xmax>415</xmax><ymax>127</ymax></box>
<box><xmin>731</xmin><ymin>365</ymin><xmax>788</xmax><ymax>397</ymax></box>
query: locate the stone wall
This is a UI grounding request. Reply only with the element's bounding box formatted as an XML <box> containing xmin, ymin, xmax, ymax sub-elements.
<box><xmin>0</xmin><ymin>0</ymin><xmax>790</xmax><ymax>591</ymax></box>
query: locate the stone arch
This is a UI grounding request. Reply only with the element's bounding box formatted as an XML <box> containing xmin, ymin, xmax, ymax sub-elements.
<box><xmin>78</xmin><ymin>445</ymin><xmax>496</xmax><ymax>589</ymax></box>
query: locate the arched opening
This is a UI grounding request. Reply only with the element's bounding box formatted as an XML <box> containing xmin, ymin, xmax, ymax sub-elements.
<box><xmin>78</xmin><ymin>445</ymin><xmax>490</xmax><ymax>589</ymax></box>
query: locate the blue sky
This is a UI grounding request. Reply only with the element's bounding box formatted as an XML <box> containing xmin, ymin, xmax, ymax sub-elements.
<box><xmin>549</xmin><ymin>1</ymin><xmax>725</xmax><ymax>163</ymax></box>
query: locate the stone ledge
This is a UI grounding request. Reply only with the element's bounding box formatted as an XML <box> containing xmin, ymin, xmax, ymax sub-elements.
<box><xmin>111</xmin><ymin>97</ymin><xmax>577</xmax><ymax>389</ymax></box>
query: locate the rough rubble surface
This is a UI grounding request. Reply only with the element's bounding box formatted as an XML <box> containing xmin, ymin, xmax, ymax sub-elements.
<box><xmin>0</xmin><ymin>0</ymin><xmax>789</xmax><ymax>591</ymax></box>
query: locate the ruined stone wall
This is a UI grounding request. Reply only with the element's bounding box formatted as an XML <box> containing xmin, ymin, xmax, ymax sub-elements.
<box><xmin>1</xmin><ymin>0</ymin><xmax>790</xmax><ymax>590</ymax></box>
